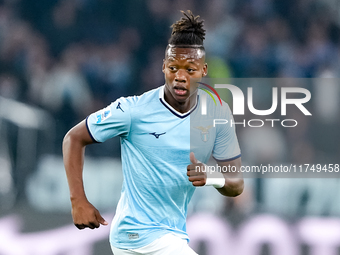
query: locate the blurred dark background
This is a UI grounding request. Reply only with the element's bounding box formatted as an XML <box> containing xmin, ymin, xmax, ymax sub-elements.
<box><xmin>0</xmin><ymin>0</ymin><xmax>339</xmax><ymax>254</ymax></box>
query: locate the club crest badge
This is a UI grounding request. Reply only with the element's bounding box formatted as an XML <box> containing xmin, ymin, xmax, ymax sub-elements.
<box><xmin>194</xmin><ymin>125</ymin><xmax>213</xmax><ymax>142</ymax></box>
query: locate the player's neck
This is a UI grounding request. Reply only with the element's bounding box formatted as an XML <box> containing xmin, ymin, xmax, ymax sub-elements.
<box><xmin>164</xmin><ymin>91</ymin><xmax>197</xmax><ymax>114</ymax></box>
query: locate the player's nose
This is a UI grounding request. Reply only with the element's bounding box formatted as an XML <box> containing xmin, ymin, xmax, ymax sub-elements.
<box><xmin>175</xmin><ymin>69</ymin><xmax>187</xmax><ymax>83</ymax></box>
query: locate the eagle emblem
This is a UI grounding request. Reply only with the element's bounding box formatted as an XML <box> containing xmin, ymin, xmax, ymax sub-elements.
<box><xmin>194</xmin><ymin>125</ymin><xmax>213</xmax><ymax>142</ymax></box>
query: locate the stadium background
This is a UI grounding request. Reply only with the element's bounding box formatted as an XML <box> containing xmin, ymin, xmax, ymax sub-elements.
<box><xmin>0</xmin><ymin>0</ymin><xmax>339</xmax><ymax>254</ymax></box>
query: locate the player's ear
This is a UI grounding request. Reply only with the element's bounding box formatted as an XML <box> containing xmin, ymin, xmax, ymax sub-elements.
<box><xmin>202</xmin><ymin>63</ymin><xmax>208</xmax><ymax>77</ymax></box>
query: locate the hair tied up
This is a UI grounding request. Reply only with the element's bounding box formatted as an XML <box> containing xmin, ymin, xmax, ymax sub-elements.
<box><xmin>169</xmin><ymin>10</ymin><xmax>206</xmax><ymax>45</ymax></box>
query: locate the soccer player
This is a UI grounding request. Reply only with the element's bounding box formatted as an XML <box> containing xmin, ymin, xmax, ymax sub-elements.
<box><xmin>63</xmin><ymin>10</ymin><xmax>243</xmax><ymax>255</ymax></box>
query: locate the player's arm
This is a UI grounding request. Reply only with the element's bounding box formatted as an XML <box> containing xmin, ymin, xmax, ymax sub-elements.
<box><xmin>187</xmin><ymin>153</ymin><xmax>243</xmax><ymax>197</ymax></box>
<box><xmin>215</xmin><ymin>157</ymin><xmax>243</xmax><ymax>197</ymax></box>
<box><xmin>62</xmin><ymin>120</ymin><xmax>108</xmax><ymax>229</ymax></box>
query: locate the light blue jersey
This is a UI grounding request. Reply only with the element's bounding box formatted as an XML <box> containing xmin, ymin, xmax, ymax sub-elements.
<box><xmin>86</xmin><ymin>85</ymin><xmax>241</xmax><ymax>249</ymax></box>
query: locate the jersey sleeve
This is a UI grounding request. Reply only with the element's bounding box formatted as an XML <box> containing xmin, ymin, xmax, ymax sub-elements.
<box><xmin>212</xmin><ymin>103</ymin><xmax>241</xmax><ymax>161</ymax></box>
<box><xmin>86</xmin><ymin>97</ymin><xmax>132</xmax><ymax>142</ymax></box>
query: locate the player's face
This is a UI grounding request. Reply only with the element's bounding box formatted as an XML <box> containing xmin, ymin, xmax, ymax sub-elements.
<box><xmin>162</xmin><ymin>47</ymin><xmax>207</xmax><ymax>106</ymax></box>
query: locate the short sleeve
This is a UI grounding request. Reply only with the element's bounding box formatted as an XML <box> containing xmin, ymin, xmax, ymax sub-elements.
<box><xmin>212</xmin><ymin>103</ymin><xmax>241</xmax><ymax>161</ymax></box>
<box><xmin>86</xmin><ymin>97</ymin><xmax>132</xmax><ymax>142</ymax></box>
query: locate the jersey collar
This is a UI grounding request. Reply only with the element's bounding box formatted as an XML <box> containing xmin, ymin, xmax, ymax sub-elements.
<box><xmin>159</xmin><ymin>85</ymin><xmax>198</xmax><ymax>119</ymax></box>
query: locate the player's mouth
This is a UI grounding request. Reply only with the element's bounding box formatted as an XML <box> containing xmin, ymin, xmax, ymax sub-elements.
<box><xmin>173</xmin><ymin>86</ymin><xmax>188</xmax><ymax>96</ymax></box>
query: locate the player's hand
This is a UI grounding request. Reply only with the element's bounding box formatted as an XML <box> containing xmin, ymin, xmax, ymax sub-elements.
<box><xmin>71</xmin><ymin>198</ymin><xmax>108</xmax><ymax>230</ymax></box>
<box><xmin>187</xmin><ymin>152</ymin><xmax>207</xmax><ymax>187</ymax></box>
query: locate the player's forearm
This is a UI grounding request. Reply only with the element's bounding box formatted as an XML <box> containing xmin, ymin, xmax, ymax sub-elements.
<box><xmin>216</xmin><ymin>158</ymin><xmax>244</xmax><ymax>197</ymax></box>
<box><xmin>62</xmin><ymin>131</ymin><xmax>88</xmax><ymax>202</ymax></box>
<box><xmin>217</xmin><ymin>177</ymin><xmax>244</xmax><ymax>197</ymax></box>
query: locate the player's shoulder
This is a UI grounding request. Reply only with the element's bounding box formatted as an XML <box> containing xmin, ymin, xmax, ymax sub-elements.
<box><xmin>114</xmin><ymin>86</ymin><xmax>162</xmax><ymax>109</ymax></box>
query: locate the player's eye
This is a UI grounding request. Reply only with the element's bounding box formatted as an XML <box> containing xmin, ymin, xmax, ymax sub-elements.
<box><xmin>187</xmin><ymin>68</ymin><xmax>196</xmax><ymax>73</ymax></box>
<box><xmin>169</xmin><ymin>66</ymin><xmax>177</xmax><ymax>71</ymax></box>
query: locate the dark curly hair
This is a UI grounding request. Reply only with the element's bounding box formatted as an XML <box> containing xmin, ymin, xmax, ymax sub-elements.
<box><xmin>168</xmin><ymin>10</ymin><xmax>206</xmax><ymax>46</ymax></box>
